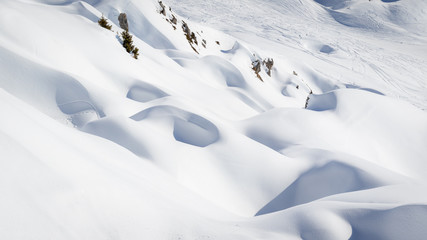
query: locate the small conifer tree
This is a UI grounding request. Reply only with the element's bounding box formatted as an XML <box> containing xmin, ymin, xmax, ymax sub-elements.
<box><xmin>98</xmin><ymin>15</ymin><xmax>112</xmax><ymax>30</ymax></box>
<box><xmin>132</xmin><ymin>47</ymin><xmax>139</xmax><ymax>59</ymax></box>
<box><xmin>121</xmin><ymin>30</ymin><xmax>139</xmax><ymax>59</ymax></box>
<box><xmin>121</xmin><ymin>30</ymin><xmax>134</xmax><ymax>53</ymax></box>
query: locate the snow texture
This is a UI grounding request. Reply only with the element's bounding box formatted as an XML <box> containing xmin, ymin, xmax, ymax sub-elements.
<box><xmin>1</xmin><ymin>0</ymin><xmax>427</xmax><ymax>239</ymax></box>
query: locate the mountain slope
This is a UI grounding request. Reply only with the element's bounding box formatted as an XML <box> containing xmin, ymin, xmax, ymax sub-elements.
<box><xmin>1</xmin><ymin>0</ymin><xmax>427</xmax><ymax>239</ymax></box>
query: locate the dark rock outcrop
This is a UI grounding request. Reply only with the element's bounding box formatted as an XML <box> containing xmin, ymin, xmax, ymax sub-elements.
<box><xmin>263</xmin><ymin>58</ymin><xmax>274</xmax><ymax>76</ymax></box>
<box><xmin>118</xmin><ymin>13</ymin><xmax>129</xmax><ymax>31</ymax></box>
<box><xmin>159</xmin><ymin>1</ymin><xmax>166</xmax><ymax>16</ymax></box>
<box><xmin>252</xmin><ymin>60</ymin><xmax>263</xmax><ymax>81</ymax></box>
<box><xmin>182</xmin><ymin>21</ymin><xmax>199</xmax><ymax>53</ymax></box>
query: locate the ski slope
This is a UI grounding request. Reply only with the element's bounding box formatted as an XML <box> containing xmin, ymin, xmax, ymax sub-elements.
<box><xmin>1</xmin><ymin>0</ymin><xmax>427</xmax><ymax>239</ymax></box>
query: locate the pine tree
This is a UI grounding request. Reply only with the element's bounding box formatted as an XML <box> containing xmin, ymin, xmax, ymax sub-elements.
<box><xmin>121</xmin><ymin>30</ymin><xmax>139</xmax><ymax>59</ymax></box>
<box><xmin>98</xmin><ymin>15</ymin><xmax>112</xmax><ymax>30</ymax></box>
<box><xmin>121</xmin><ymin>30</ymin><xmax>134</xmax><ymax>53</ymax></box>
<box><xmin>132</xmin><ymin>47</ymin><xmax>139</xmax><ymax>59</ymax></box>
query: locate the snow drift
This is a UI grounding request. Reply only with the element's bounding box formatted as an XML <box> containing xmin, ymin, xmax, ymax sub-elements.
<box><xmin>1</xmin><ymin>0</ymin><xmax>427</xmax><ymax>239</ymax></box>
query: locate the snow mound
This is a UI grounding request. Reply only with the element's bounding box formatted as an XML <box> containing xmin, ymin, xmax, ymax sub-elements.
<box><xmin>256</xmin><ymin>161</ymin><xmax>383</xmax><ymax>215</ymax></box>
<box><xmin>346</xmin><ymin>204</ymin><xmax>427</xmax><ymax>240</ymax></box>
<box><xmin>126</xmin><ymin>82</ymin><xmax>169</xmax><ymax>103</ymax></box>
<box><xmin>131</xmin><ymin>105</ymin><xmax>220</xmax><ymax>147</ymax></box>
<box><xmin>1</xmin><ymin>0</ymin><xmax>427</xmax><ymax>239</ymax></box>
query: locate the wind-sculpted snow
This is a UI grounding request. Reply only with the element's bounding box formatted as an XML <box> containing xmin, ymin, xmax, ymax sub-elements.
<box><xmin>241</xmin><ymin>89</ymin><xmax>427</xmax><ymax>180</ymax></box>
<box><xmin>1</xmin><ymin>0</ymin><xmax>427</xmax><ymax>239</ymax></box>
<box><xmin>313</xmin><ymin>0</ymin><xmax>351</xmax><ymax>10</ymax></box>
<box><xmin>166</xmin><ymin>0</ymin><xmax>427</xmax><ymax>110</ymax></box>
<box><xmin>256</xmin><ymin>161</ymin><xmax>384</xmax><ymax>216</ymax></box>
<box><xmin>131</xmin><ymin>105</ymin><xmax>220</xmax><ymax>147</ymax></box>
<box><xmin>126</xmin><ymin>82</ymin><xmax>169</xmax><ymax>103</ymax></box>
<box><xmin>174</xmin><ymin>55</ymin><xmax>247</xmax><ymax>88</ymax></box>
<box><xmin>346</xmin><ymin>204</ymin><xmax>427</xmax><ymax>240</ymax></box>
<box><xmin>82</xmin><ymin>117</ymin><xmax>153</xmax><ymax>158</ymax></box>
<box><xmin>0</xmin><ymin>46</ymin><xmax>102</xmax><ymax>127</ymax></box>
<box><xmin>55</xmin><ymin>78</ymin><xmax>105</xmax><ymax>128</ymax></box>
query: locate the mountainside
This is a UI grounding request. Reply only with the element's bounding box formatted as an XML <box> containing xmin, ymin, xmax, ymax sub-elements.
<box><xmin>1</xmin><ymin>0</ymin><xmax>427</xmax><ymax>239</ymax></box>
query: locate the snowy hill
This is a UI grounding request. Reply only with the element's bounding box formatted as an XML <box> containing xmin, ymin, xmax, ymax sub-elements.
<box><xmin>1</xmin><ymin>0</ymin><xmax>427</xmax><ymax>239</ymax></box>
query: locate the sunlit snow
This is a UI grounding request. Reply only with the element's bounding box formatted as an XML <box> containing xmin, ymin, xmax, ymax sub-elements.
<box><xmin>1</xmin><ymin>0</ymin><xmax>427</xmax><ymax>239</ymax></box>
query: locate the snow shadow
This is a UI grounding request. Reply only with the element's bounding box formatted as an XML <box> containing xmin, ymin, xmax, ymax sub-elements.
<box><xmin>40</xmin><ymin>0</ymin><xmax>75</xmax><ymax>6</ymax></box>
<box><xmin>174</xmin><ymin>55</ymin><xmax>247</xmax><ymax>88</ymax></box>
<box><xmin>245</xmin><ymin>129</ymin><xmax>293</xmax><ymax>152</ymax></box>
<box><xmin>229</xmin><ymin>90</ymin><xmax>265</xmax><ymax>113</ymax></box>
<box><xmin>313</xmin><ymin>0</ymin><xmax>350</xmax><ymax>10</ymax></box>
<box><xmin>306</xmin><ymin>91</ymin><xmax>338</xmax><ymax>111</ymax></box>
<box><xmin>82</xmin><ymin>118</ymin><xmax>152</xmax><ymax>159</ymax></box>
<box><xmin>303</xmin><ymin>40</ymin><xmax>336</xmax><ymax>54</ymax></box>
<box><xmin>348</xmin><ymin>205</ymin><xmax>427</xmax><ymax>240</ymax></box>
<box><xmin>201</xmin><ymin>56</ymin><xmax>247</xmax><ymax>88</ymax></box>
<box><xmin>70</xmin><ymin>1</ymin><xmax>100</xmax><ymax>23</ymax></box>
<box><xmin>345</xmin><ymin>84</ymin><xmax>384</xmax><ymax>95</ymax></box>
<box><xmin>126</xmin><ymin>82</ymin><xmax>169</xmax><ymax>103</ymax></box>
<box><xmin>55</xmin><ymin>77</ymin><xmax>103</xmax><ymax>128</ymax></box>
<box><xmin>220</xmin><ymin>41</ymin><xmax>252</xmax><ymax>57</ymax></box>
<box><xmin>319</xmin><ymin>45</ymin><xmax>335</xmax><ymax>54</ymax></box>
<box><xmin>327</xmin><ymin>10</ymin><xmax>385</xmax><ymax>31</ymax></box>
<box><xmin>256</xmin><ymin>161</ymin><xmax>382</xmax><ymax>216</ymax></box>
<box><xmin>304</xmin><ymin>69</ymin><xmax>339</xmax><ymax>94</ymax></box>
<box><xmin>131</xmin><ymin>105</ymin><xmax>219</xmax><ymax>147</ymax></box>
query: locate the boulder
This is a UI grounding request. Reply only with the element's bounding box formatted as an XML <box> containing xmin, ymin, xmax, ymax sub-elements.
<box><xmin>118</xmin><ymin>13</ymin><xmax>129</xmax><ymax>31</ymax></box>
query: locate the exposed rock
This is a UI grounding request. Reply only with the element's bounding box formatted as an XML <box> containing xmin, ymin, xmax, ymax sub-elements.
<box><xmin>118</xmin><ymin>13</ymin><xmax>129</xmax><ymax>31</ymax></box>
<box><xmin>171</xmin><ymin>15</ymin><xmax>177</xmax><ymax>25</ymax></box>
<box><xmin>190</xmin><ymin>32</ymin><xmax>198</xmax><ymax>45</ymax></box>
<box><xmin>182</xmin><ymin>21</ymin><xmax>191</xmax><ymax>39</ymax></box>
<box><xmin>182</xmin><ymin>21</ymin><xmax>198</xmax><ymax>53</ymax></box>
<box><xmin>305</xmin><ymin>90</ymin><xmax>313</xmax><ymax>108</ymax></box>
<box><xmin>305</xmin><ymin>95</ymin><xmax>310</xmax><ymax>109</ymax></box>
<box><xmin>159</xmin><ymin>1</ymin><xmax>166</xmax><ymax>16</ymax></box>
<box><xmin>263</xmin><ymin>58</ymin><xmax>274</xmax><ymax>76</ymax></box>
<box><xmin>165</xmin><ymin>14</ymin><xmax>177</xmax><ymax>30</ymax></box>
<box><xmin>252</xmin><ymin>59</ymin><xmax>263</xmax><ymax>81</ymax></box>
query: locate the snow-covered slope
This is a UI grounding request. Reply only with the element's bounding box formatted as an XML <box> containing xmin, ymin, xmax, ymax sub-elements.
<box><xmin>1</xmin><ymin>0</ymin><xmax>427</xmax><ymax>239</ymax></box>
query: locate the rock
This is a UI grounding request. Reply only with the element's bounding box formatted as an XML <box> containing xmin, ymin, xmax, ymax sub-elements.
<box><xmin>252</xmin><ymin>59</ymin><xmax>263</xmax><ymax>81</ymax></box>
<box><xmin>182</xmin><ymin>21</ymin><xmax>191</xmax><ymax>39</ymax></box>
<box><xmin>182</xmin><ymin>20</ymin><xmax>199</xmax><ymax>53</ymax></box>
<box><xmin>263</xmin><ymin>58</ymin><xmax>274</xmax><ymax>76</ymax></box>
<box><xmin>171</xmin><ymin>15</ymin><xmax>177</xmax><ymax>25</ymax></box>
<box><xmin>252</xmin><ymin>60</ymin><xmax>261</xmax><ymax>74</ymax></box>
<box><xmin>159</xmin><ymin>1</ymin><xmax>166</xmax><ymax>16</ymax></box>
<box><xmin>118</xmin><ymin>13</ymin><xmax>129</xmax><ymax>31</ymax></box>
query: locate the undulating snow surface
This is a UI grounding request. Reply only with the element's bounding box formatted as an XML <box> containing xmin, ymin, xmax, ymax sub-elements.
<box><xmin>1</xmin><ymin>0</ymin><xmax>427</xmax><ymax>239</ymax></box>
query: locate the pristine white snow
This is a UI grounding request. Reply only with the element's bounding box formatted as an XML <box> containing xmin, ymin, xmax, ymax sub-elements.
<box><xmin>1</xmin><ymin>0</ymin><xmax>427</xmax><ymax>239</ymax></box>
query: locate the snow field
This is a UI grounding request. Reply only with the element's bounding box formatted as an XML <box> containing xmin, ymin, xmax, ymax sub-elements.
<box><xmin>1</xmin><ymin>0</ymin><xmax>427</xmax><ymax>239</ymax></box>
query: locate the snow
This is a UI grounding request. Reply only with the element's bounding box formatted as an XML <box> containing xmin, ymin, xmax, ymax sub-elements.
<box><xmin>1</xmin><ymin>0</ymin><xmax>427</xmax><ymax>239</ymax></box>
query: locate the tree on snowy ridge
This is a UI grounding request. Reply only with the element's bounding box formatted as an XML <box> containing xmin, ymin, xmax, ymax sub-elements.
<box><xmin>98</xmin><ymin>15</ymin><xmax>112</xmax><ymax>30</ymax></box>
<box><xmin>121</xmin><ymin>30</ymin><xmax>139</xmax><ymax>59</ymax></box>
